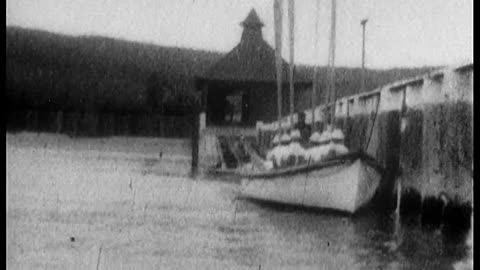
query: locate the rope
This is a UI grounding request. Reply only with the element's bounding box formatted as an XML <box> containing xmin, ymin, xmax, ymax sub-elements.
<box><xmin>364</xmin><ymin>93</ymin><xmax>381</xmax><ymax>151</ymax></box>
<box><xmin>232</xmin><ymin>168</ymin><xmax>252</xmax><ymax>223</ymax></box>
<box><xmin>301</xmin><ymin>156</ymin><xmax>313</xmax><ymax>205</ymax></box>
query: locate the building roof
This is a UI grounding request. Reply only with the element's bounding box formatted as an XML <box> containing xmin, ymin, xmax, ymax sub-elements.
<box><xmin>197</xmin><ymin>9</ymin><xmax>310</xmax><ymax>85</ymax></box>
<box><xmin>200</xmin><ymin>38</ymin><xmax>291</xmax><ymax>83</ymax></box>
<box><xmin>241</xmin><ymin>9</ymin><xmax>264</xmax><ymax>28</ymax></box>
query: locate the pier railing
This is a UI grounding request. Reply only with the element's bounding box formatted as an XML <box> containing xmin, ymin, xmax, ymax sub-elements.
<box><xmin>257</xmin><ymin>62</ymin><xmax>473</xmax><ymax>132</ymax></box>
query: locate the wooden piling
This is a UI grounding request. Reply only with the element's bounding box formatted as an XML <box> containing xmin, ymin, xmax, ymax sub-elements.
<box><xmin>191</xmin><ymin>114</ymin><xmax>200</xmax><ymax>175</ymax></box>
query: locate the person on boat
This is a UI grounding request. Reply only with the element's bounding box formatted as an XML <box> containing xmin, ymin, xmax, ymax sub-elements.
<box><xmin>328</xmin><ymin>128</ymin><xmax>349</xmax><ymax>156</ymax></box>
<box><xmin>294</xmin><ymin>112</ymin><xmax>311</xmax><ymax>145</ymax></box>
<box><xmin>266</xmin><ymin>133</ymin><xmax>281</xmax><ymax>168</ymax></box>
<box><xmin>287</xmin><ymin>129</ymin><xmax>307</xmax><ymax>166</ymax></box>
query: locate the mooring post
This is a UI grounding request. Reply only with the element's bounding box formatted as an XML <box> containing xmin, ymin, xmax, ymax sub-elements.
<box><xmin>191</xmin><ymin>113</ymin><xmax>200</xmax><ymax>175</ymax></box>
<box><xmin>396</xmin><ymin>87</ymin><xmax>407</xmax><ymax>218</ymax></box>
<box><xmin>396</xmin><ymin>178</ymin><xmax>402</xmax><ymax>216</ymax></box>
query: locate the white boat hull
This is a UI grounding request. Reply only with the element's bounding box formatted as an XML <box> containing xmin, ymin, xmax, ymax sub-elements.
<box><xmin>238</xmin><ymin>158</ymin><xmax>381</xmax><ymax>214</ymax></box>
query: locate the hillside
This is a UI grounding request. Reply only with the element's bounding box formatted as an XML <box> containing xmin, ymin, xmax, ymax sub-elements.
<box><xmin>6</xmin><ymin>26</ymin><xmax>223</xmax><ymax>114</ymax></box>
<box><xmin>6</xmin><ymin>26</ymin><xmax>437</xmax><ymax>114</ymax></box>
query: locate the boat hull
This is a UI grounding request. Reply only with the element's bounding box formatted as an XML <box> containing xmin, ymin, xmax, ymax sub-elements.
<box><xmin>238</xmin><ymin>157</ymin><xmax>381</xmax><ymax>214</ymax></box>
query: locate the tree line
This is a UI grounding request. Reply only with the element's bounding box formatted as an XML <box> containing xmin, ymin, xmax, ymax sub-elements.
<box><xmin>6</xmin><ymin>26</ymin><xmax>436</xmax><ymax>116</ymax></box>
<box><xmin>6</xmin><ymin>26</ymin><xmax>222</xmax><ymax>115</ymax></box>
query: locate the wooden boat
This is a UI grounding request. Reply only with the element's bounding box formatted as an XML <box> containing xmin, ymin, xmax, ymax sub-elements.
<box><xmin>236</xmin><ymin>151</ymin><xmax>383</xmax><ymax>214</ymax></box>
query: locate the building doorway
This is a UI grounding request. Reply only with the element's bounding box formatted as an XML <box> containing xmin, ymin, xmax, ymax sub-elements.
<box><xmin>225</xmin><ymin>91</ymin><xmax>249</xmax><ymax>124</ymax></box>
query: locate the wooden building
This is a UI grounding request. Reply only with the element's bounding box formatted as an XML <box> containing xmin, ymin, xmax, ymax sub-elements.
<box><xmin>193</xmin><ymin>9</ymin><xmax>313</xmax><ymax>172</ymax></box>
<box><xmin>195</xmin><ymin>9</ymin><xmax>312</xmax><ymax>127</ymax></box>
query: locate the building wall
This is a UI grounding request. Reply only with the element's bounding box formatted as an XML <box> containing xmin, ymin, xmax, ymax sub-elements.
<box><xmin>248</xmin><ymin>86</ymin><xmax>278</xmax><ymax>124</ymax></box>
<box><xmin>246</xmin><ymin>84</ymin><xmax>312</xmax><ymax>125</ymax></box>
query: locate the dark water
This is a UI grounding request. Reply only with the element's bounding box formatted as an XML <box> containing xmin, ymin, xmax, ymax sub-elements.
<box><xmin>209</xmin><ymin>193</ymin><xmax>472</xmax><ymax>270</ymax></box>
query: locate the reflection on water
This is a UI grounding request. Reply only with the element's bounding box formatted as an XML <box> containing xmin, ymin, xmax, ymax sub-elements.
<box><xmin>7</xmin><ymin>138</ymin><xmax>472</xmax><ymax>270</ymax></box>
<box><xmin>219</xmin><ymin>197</ymin><xmax>472</xmax><ymax>270</ymax></box>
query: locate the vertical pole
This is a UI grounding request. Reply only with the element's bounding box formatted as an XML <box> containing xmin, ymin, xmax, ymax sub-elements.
<box><xmin>395</xmin><ymin>87</ymin><xmax>407</xmax><ymax>227</ymax></box>
<box><xmin>328</xmin><ymin>0</ymin><xmax>337</xmax><ymax>127</ymax></box>
<box><xmin>396</xmin><ymin>177</ymin><xmax>402</xmax><ymax>215</ymax></box>
<box><xmin>311</xmin><ymin>71</ymin><xmax>317</xmax><ymax>128</ymax></box>
<box><xmin>360</xmin><ymin>19</ymin><xmax>368</xmax><ymax>94</ymax></box>
<box><xmin>311</xmin><ymin>0</ymin><xmax>321</xmax><ymax>130</ymax></box>
<box><xmin>95</xmin><ymin>246</ymin><xmax>103</xmax><ymax>270</ymax></box>
<box><xmin>393</xmin><ymin>177</ymin><xmax>402</xmax><ymax>246</ymax></box>
<box><xmin>274</xmin><ymin>0</ymin><xmax>284</xmax><ymax>131</ymax></box>
<box><xmin>288</xmin><ymin>0</ymin><xmax>295</xmax><ymax>127</ymax></box>
<box><xmin>191</xmin><ymin>113</ymin><xmax>199</xmax><ymax>175</ymax></box>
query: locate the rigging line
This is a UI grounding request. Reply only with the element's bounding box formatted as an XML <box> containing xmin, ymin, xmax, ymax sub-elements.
<box><xmin>364</xmin><ymin>93</ymin><xmax>381</xmax><ymax>151</ymax></box>
<box><xmin>233</xmin><ymin>175</ymin><xmax>251</xmax><ymax>223</ymax></box>
<box><xmin>302</xmin><ymin>175</ymin><xmax>308</xmax><ymax>206</ymax></box>
<box><xmin>301</xmin><ymin>156</ymin><xmax>313</xmax><ymax>205</ymax></box>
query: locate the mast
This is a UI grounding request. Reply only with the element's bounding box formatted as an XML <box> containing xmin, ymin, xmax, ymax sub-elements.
<box><xmin>288</xmin><ymin>0</ymin><xmax>295</xmax><ymax>127</ymax></box>
<box><xmin>311</xmin><ymin>0</ymin><xmax>321</xmax><ymax>129</ymax></box>
<box><xmin>360</xmin><ymin>19</ymin><xmax>368</xmax><ymax>94</ymax></box>
<box><xmin>327</xmin><ymin>0</ymin><xmax>337</xmax><ymax>127</ymax></box>
<box><xmin>274</xmin><ymin>0</ymin><xmax>284</xmax><ymax>131</ymax></box>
